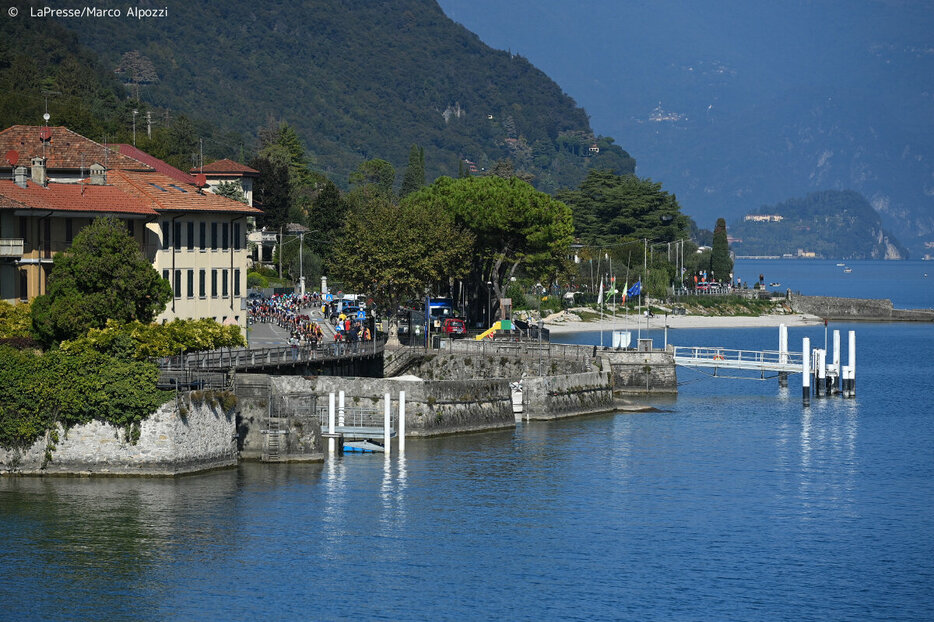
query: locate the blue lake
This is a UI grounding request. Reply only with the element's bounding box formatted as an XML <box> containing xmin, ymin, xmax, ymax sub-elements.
<box><xmin>1</xmin><ymin>262</ymin><xmax>933</xmax><ymax>620</ymax></box>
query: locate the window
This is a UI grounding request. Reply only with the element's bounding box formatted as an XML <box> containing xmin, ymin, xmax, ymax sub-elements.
<box><xmin>199</xmin><ymin>269</ymin><xmax>206</xmax><ymax>298</ymax></box>
<box><xmin>234</xmin><ymin>268</ymin><xmax>241</xmax><ymax>296</ymax></box>
<box><xmin>222</xmin><ymin>222</ymin><xmax>229</xmax><ymax>250</ymax></box>
<box><xmin>65</xmin><ymin>218</ymin><xmax>73</xmax><ymax>243</ymax></box>
<box><xmin>222</xmin><ymin>269</ymin><xmax>229</xmax><ymax>297</ymax></box>
<box><xmin>211</xmin><ymin>222</ymin><xmax>218</xmax><ymax>250</ymax></box>
<box><xmin>173</xmin><ymin>221</ymin><xmax>181</xmax><ymax>250</ymax></box>
<box><xmin>211</xmin><ymin>269</ymin><xmax>218</xmax><ymax>297</ymax></box>
<box><xmin>19</xmin><ymin>270</ymin><xmax>27</xmax><ymax>301</ymax></box>
<box><xmin>187</xmin><ymin>269</ymin><xmax>194</xmax><ymax>298</ymax></box>
<box><xmin>163</xmin><ymin>269</ymin><xmax>169</xmax><ymax>283</ymax></box>
<box><xmin>234</xmin><ymin>222</ymin><xmax>241</xmax><ymax>250</ymax></box>
<box><xmin>173</xmin><ymin>270</ymin><xmax>181</xmax><ymax>298</ymax></box>
<box><xmin>20</xmin><ymin>216</ymin><xmax>27</xmax><ymax>243</ymax></box>
<box><xmin>199</xmin><ymin>222</ymin><xmax>206</xmax><ymax>250</ymax></box>
<box><xmin>126</xmin><ymin>219</ymin><xmax>135</xmax><ymax>237</ymax></box>
<box><xmin>187</xmin><ymin>222</ymin><xmax>194</xmax><ymax>250</ymax></box>
<box><xmin>149</xmin><ymin>182</ymin><xmax>168</xmax><ymax>192</ymax></box>
<box><xmin>161</xmin><ymin>221</ymin><xmax>169</xmax><ymax>250</ymax></box>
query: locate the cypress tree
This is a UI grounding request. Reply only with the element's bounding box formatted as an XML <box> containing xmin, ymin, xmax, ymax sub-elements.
<box><xmin>710</xmin><ymin>217</ymin><xmax>733</xmax><ymax>282</ymax></box>
<box><xmin>400</xmin><ymin>144</ymin><xmax>425</xmax><ymax>197</ymax></box>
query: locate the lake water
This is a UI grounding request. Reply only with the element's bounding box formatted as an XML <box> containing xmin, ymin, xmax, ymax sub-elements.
<box><xmin>2</xmin><ymin>261</ymin><xmax>933</xmax><ymax>621</ymax></box>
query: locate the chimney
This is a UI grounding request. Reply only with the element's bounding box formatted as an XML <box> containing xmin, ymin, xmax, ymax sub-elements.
<box><xmin>14</xmin><ymin>166</ymin><xmax>28</xmax><ymax>188</ymax></box>
<box><xmin>89</xmin><ymin>163</ymin><xmax>107</xmax><ymax>185</ymax></box>
<box><xmin>30</xmin><ymin>156</ymin><xmax>47</xmax><ymax>187</ymax></box>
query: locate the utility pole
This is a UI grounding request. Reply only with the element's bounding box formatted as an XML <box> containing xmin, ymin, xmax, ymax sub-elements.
<box><xmin>146</xmin><ymin>111</ymin><xmax>152</xmax><ymax>139</ymax></box>
<box><xmin>132</xmin><ymin>109</ymin><xmax>138</xmax><ymax>146</ymax></box>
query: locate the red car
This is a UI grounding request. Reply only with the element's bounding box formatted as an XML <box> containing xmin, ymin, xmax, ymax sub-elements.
<box><xmin>441</xmin><ymin>318</ymin><xmax>467</xmax><ymax>338</ymax></box>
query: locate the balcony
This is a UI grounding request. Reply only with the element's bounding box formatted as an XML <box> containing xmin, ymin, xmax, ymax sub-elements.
<box><xmin>0</xmin><ymin>238</ymin><xmax>24</xmax><ymax>258</ymax></box>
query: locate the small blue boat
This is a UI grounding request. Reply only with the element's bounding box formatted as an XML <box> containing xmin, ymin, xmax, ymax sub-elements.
<box><xmin>343</xmin><ymin>439</ymin><xmax>385</xmax><ymax>453</ymax></box>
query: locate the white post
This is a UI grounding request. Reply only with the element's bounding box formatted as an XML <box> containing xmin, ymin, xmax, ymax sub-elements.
<box><xmin>802</xmin><ymin>337</ymin><xmax>811</xmax><ymax>405</ymax></box>
<box><xmin>328</xmin><ymin>392</ymin><xmax>336</xmax><ymax>455</ymax></box>
<box><xmin>338</xmin><ymin>390</ymin><xmax>345</xmax><ymax>427</ymax></box>
<box><xmin>779</xmin><ymin>323</ymin><xmax>788</xmax><ymax>387</ymax></box>
<box><xmin>848</xmin><ymin>330</ymin><xmax>856</xmax><ymax>397</ymax></box>
<box><xmin>832</xmin><ymin>330</ymin><xmax>841</xmax><ymax>393</ymax></box>
<box><xmin>384</xmin><ymin>392</ymin><xmax>391</xmax><ymax>457</ymax></box>
<box><xmin>398</xmin><ymin>390</ymin><xmax>406</xmax><ymax>453</ymax></box>
<box><xmin>817</xmin><ymin>349</ymin><xmax>826</xmax><ymax>397</ymax></box>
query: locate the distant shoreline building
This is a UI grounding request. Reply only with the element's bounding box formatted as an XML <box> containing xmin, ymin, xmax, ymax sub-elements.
<box><xmin>743</xmin><ymin>214</ymin><xmax>784</xmax><ymax>223</ymax></box>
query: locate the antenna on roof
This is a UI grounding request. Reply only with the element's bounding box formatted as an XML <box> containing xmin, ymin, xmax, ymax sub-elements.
<box><xmin>199</xmin><ymin>137</ymin><xmax>203</xmax><ymax>174</ymax></box>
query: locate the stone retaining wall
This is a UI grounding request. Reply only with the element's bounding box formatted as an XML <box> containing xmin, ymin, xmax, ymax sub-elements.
<box><xmin>0</xmin><ymin>399</ymin><xmax>238</xmax><ymax>476</ymax></box>
<box><xmin>521</xmin><ymin>371</ymin><xmax>615</xmax><ymax>420</ymax></box>
<box><xmin>790</xmin><ymin>294</ymin><xmax>894</xmax><ymax>318</ymax></box>
<box><xmin>603</xmin><ymin>349</ymin><xmax>678</xmax><ymax>394</ymax></box>
<box><xmin>271</xmin><ymin>375</ymin><xmax>515</xmax><ymax>438</ymax></box>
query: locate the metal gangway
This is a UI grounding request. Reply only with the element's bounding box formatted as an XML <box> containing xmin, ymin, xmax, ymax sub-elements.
<box><xmin>672</xmin><ymin>346</ymin><xmax>802</xmax><ymax>375</ymax></box>
<box><xmin>671</xmin><ymin>324</ymin><xmax>857</xmax><ymax>404</ymax></box>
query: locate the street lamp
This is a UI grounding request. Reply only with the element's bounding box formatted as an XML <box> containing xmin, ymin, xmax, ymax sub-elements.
<box><xmin>486</xmin><ymin>281</ymin><xmax>493</xmax><ymax>326</ymax></box>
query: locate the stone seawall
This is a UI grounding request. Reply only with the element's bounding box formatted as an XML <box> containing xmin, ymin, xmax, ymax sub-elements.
<box><xmin>790</xmin><ymin>293</ymin><xmax>934</xmax><ymax>321</ymax></box>
<box><xmin>270</xmin><ymin>375</ymin><xmax>515</xmax><ymax>438</ymax></box>
<box><xmin>603</xmin><ymin>349</ymin><xmax>678</xmax><ymax>394</ymax></box>
<box><xmin>0</xmin><ymin>399</ymin><xmax>238</xmax><ymax>476</ymax></box>
<box><xmin>521</xmin><ymin>371</ymin><xmax>615</xmax><ymax>420</ymax></box>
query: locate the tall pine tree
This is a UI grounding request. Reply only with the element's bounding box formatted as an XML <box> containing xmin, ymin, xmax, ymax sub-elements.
<box><xmin>710</xmin><ymin>217</ymin><xmax>733</xmax><ymax>282</ymax></box>
<box><xmin>399</xmin><ymin>144</ymin><xmax>425</xmax><ymax>198</ymax></box>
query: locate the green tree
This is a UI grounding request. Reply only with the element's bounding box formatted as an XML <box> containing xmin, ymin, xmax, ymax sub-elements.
<box><xmin>710</xmin><ymin>218</ymin><xmax>733</xmax><ymax>282</ymax></box>
<box><xmin>405</xmin><ymin>176</ymin><xmax>573</xmax><ymax>318</ymax></box>
<box><xmin>557</xmin><ymin>170</ymin><xmax>688</xmax><ymax>247</ymax></box>
<box><xmin>30</xmin><ymin>216</ymin><xmax>172</xmax><ymax>346</ymax></box>
<box><xmin>349</xmin><ymin>159</ymin><xmax>396</xmax><ymax>199</ymax></box>
<box><xmin>328</xmin><ymin>192</ymin><xmax>474</xmax><ymax>344</ymax></box>
<box><xmin>249</xmin><ymin>153</ymin><xmax>291</xmax><ymax>231</ymax></box>
<box><xmin>212</xmin><ymin>180</ymin><xmax>248</xmax><ymax>204</ymax></box>
<box><xmin>399</xmin><ymin>144</ymin><xmax>425</xmax><ymax>198</ymax></box>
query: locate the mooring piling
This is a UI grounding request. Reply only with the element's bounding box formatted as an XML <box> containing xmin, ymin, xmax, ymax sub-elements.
<box><xmin>399</xmin><ymin>391</ymin><xmax>406</xmax><ymax>453</ymax></box>
<box><xmin>779</xmin><ymin>323</ymin><xmax>789</xmax><ymax>387</ymax></box>
<box><xmin>802</xmin><ymin>337</ymin><xmax>811</xmax><ymax>404</ymax></box>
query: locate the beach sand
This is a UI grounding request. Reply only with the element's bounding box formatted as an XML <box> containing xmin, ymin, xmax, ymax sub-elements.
<box><xmin>544</xmin><ymin>311</ymin><xmax>822</xmax><ymax>334</ymax></box>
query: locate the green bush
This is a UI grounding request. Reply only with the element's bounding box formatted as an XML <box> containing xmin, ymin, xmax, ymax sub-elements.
<box><xmin>247</xmin><ymin>271</ymin><xmax>270</xmax><ymax>288</ymax></box>
<box><xmin>0</xmin><ymin>345</ymin><xmax>170</xmax><ymax>449</ymax></box>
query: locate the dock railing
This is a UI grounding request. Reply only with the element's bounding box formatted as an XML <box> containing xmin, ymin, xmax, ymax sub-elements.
<box><xmin>156</xmin><ymin>337</ymin><xmax>386</xmax><ymax>372</ymax></box>
<box><xmin>672</xmin><ymin>346</ymin><xmax>802</xmax><ymax>373</ymax></box>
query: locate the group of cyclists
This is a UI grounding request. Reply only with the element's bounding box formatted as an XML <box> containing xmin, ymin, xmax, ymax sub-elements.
<box><xmin>247</xmin><ymin>291</ymin><xmax>374</xmax><ymax>347</ymax></box>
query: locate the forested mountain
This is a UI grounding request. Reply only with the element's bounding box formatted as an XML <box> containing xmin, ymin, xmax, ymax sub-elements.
<box><xmin>730</xmin><ymin>191</ymin><xmax>907</xmax><ymax>260</ymax></box>
<box><xmin>2</xmin><ymin>0</ymin><xmax>634</xmax><ymax>192</ymax></box>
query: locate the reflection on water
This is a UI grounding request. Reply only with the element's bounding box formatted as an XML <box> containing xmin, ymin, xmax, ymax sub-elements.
<box><xmin>2</xmin><ymin>324</ymin><xmax>932</xmax><ymax>620</ymax></box>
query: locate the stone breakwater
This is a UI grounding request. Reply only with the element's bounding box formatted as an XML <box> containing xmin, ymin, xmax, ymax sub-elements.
<box><xmin>0</xmin><ymin>399</ymin><xmax>238</xmax><ymax>476</ymax></box>
<box><xmin>790</xmin><ymin>293</ymin><xmax>934</xmax><ymax>321</ymax></box>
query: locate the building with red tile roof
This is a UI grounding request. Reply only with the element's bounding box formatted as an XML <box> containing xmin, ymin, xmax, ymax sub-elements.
<box><xmin>0</xmin><ymin>125</ymin><xmax>151</xmax><ymax>174</ymax></box>
<box><xmin>191</xmin><ymin>158</ymin><xmax>260</xmax><ymax>206</ymax></box>
<box><xmin>0</xmin><ymin>126</ymin><xmax>265</xmax><ymax>331</ymax></box>
<box><xmin>109</xmin><ymin>143</ymin><xmax>198</xmax><ymax>186</ymax></box>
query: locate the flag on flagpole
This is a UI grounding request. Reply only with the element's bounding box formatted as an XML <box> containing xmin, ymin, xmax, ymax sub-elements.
<box><xmin>626</xmin><ymin>281</ymin><xmax>642</xmax><ymax>298</ymax></box>
<box><xmin>622</xmin><ymin>280</ymin><xmax>629</xmax><ymax>302</ymax></box>
<box><xmin>597</xmin><ymin>279</ymin><xmax>604</xmax><ymax>305</ymax></box>
<box><xmin>608</xmin><ymin>275</ymin><xmax>618</xmax><ymax>296</ymax></box>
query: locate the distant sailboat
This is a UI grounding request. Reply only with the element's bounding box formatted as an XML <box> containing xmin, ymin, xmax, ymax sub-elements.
<box><xmin>836</xmin><ymin>263</ymin><xmax>846</xmax><ymax>267</ymax></box>
<box><xmin>843</xmin><ymin>267</ymin><xmax>853</xmax><ymax>273</ymax></box>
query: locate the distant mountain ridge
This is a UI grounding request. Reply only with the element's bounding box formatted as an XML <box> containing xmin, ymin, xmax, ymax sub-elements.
<box><xmin>38</xmin><ymin>0</ymin><xmax>634</xmax><ymax>192</ymax></box>
<box><xmin>729</xmin><ymin>190</ymin><xmax>907</xmax><ymax>260</ymax></box>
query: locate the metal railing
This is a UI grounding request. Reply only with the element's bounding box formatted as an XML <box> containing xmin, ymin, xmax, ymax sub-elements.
<box><xmin>672</xmin><ymin>346</ymin><xmax>803</xmax><ymax>372</ymax></box>
<box><xmin>156</xmin><ymin>337</ymin><xmax>386</xmax><ymax>372</ymax></box>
